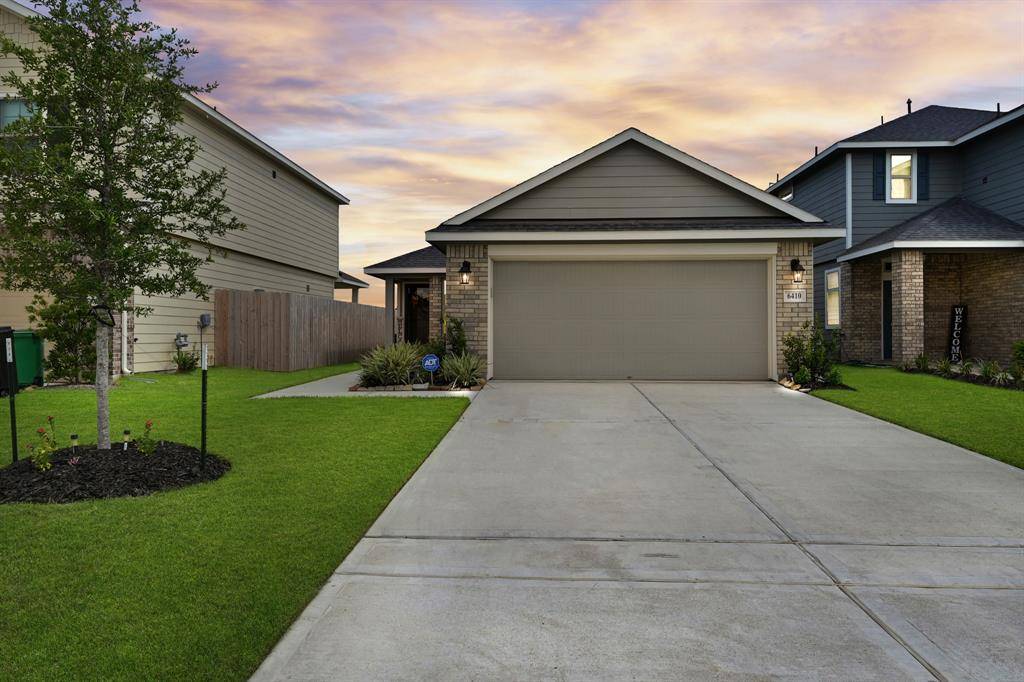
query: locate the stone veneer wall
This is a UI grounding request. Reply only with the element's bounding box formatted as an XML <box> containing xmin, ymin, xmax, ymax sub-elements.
<box><xmin>776</xmin><ymin>240</ymin><xmax>814</xmax><ymax>375</ymax></box>
<box><xmin>428</xmin><ymin>274</ymin><xmax>444</xmax><ymax>341</ymax></box>
<box><xmin>444</xmin><ymin>244</ymin><xmax>489</xmax><ymax>361</ymax></box>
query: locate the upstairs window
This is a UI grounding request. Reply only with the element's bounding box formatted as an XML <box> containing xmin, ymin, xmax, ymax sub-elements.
<box><xmin>0</xmin><ymin>99</ymin><xmax>31</xmax><ymax>130</ymax></box>
<box><xmin>779</xmin><ymin>185</ymin><xmax>794</xmax><ymax>202</ymax></box>
<box><xmin>825</xmin><ymin>268</ymin><xmax>841</xmax><ymax>328</ymax></box>
<box><xmin>886</xmin><ymin>150</ymin><xmax>916</xmax><ymax>203</ymax></box>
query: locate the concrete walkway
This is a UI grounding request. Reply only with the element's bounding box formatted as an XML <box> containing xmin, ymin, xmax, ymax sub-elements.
<box><xmin>252</xmin><ymin>382</ymin><xmax>1024</xmax><ymax>681</ymax></box>
<box><xmin>254</xmin><ymin>371</ymin><xmax>477</xmax><ymax>399</ymax></box>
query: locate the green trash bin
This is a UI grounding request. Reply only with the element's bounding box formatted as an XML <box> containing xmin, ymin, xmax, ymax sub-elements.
<box><xmin>13</xmin><ymin>330</ymin><xmax>44</xmax><ymax>387</ymax></box>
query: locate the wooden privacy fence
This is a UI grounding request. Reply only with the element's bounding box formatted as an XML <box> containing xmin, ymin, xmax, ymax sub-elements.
<box><xmin>215</xmin><ymin>289</ymin><xmax>388</xmax><ymax>371</ymax></box>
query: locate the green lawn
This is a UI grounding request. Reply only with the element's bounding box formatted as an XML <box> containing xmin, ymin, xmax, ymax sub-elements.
<box><xmin>0</xmin><ymin>365</ymin><xmax>468</xmax><ymax>681</ymax></box>
<box><xmin>814</xmin><ymin>365</ymin><xmax>1024</xmax><ymax>469</ymax></box>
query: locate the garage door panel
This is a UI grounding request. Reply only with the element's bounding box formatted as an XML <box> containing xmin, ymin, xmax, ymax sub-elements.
<box><xmin>493</xmin><ymin>260</ymin><xmax>769</xmax><ymax>380</ymax></box>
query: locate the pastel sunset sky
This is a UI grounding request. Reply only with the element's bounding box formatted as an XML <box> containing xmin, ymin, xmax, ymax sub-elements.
<box><xmin>144</xmin><ymin>0</ymin><xmax>1024</xmax><ymax>306</ymax></box>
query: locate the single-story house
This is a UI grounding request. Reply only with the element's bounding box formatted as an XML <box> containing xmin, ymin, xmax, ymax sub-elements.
<box><xmin>367</xmin><ymin>128</ymin><xmax>844</xmax><ymax>380</ymax></box>
<box><xmin>0</xmin><ymin>0</ymin><xmax>349</xmax><ymax>373</ymax></box>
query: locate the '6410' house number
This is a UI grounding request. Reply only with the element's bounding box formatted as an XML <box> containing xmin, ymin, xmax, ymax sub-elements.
<box><xmin>783</xmin><ymin>290</ymin><xmax>806</xmax><ymax>303</ymax></box>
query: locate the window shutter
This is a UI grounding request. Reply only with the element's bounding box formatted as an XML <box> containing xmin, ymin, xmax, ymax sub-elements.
<box><xmin>918</xmin><ymin>152</ymin><xmax>930</xmax><ymax>201</ymax></box>
<box><xmin>872</xmin><ymin>152</ymin><xmax>885</xmax><ymax>200</ymax></box>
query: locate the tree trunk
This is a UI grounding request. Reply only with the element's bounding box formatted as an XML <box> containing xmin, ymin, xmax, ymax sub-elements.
<box><xmin>95</xmin><ymin>320</ymin><xmax>111</xmax><ymax>450</ymax></box>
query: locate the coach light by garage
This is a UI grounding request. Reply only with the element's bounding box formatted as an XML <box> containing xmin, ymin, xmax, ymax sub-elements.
<box><xmin>459</xmin><ymin>260</ymin><xmax>472</xmax><ymax>284</ymax></box>
<box><xmin>790</xmin><ymin>258</ymin><xmax>806</xmax><ymax>284</ymax></box>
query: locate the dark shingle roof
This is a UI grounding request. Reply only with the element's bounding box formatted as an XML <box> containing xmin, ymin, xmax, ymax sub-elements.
<box><xmin>365</xmin><ymin>246</ymin><xmax>446</xmax><ymax>270</ymax></box>
<box><xmin>842</xmin><ymin>197</ymin><xmax>1024</xmax><ymax>257</ymax></box>
<box><xmin>428</xmin><ymin>217</ymin><xmax>828</xmax><ymax>234</ymax></box>
<box><xmin>335</xmin><ymin>270</ymin><xmax>368</xmax><ymax>288</ymax></box>
<box><xmin>842</xmin><ymin>105</ymin><xmax>999</xmax><ymax>143</ymax></box>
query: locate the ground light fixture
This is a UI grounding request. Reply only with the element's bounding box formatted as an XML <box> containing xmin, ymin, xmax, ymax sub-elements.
<box><xmin>459</xmin><ymin>260</ymin><xmax>472</xmax><ymax>284</ymax></box>
<box><xmin>790</xmin><ymin>258</ymin><xmax>806</xmax><ymax>284</ymax></box>
<box><xmin>123</xmin><ymin>429</ymin><xmax>130</xmax><ymax>452</ymax></box>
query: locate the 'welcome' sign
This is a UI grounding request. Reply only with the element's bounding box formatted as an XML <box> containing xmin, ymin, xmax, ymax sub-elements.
<box><xmin>948</xmin><ymin>305</ymin><xmax>967</xmax><ymax>363</ymax></box>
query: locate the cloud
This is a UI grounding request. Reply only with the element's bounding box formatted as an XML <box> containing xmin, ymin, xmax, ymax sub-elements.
<box><xmin>143</xmin><ymin>0</ymin><xmax>1024</xmax><ymax>306</ymax></box>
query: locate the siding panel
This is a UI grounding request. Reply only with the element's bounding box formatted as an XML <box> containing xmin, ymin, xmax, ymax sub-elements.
<box><xmin>960</xmin><ymin>119</ymin><xmax>1024</xmax><ymax>223</ymax></box>
<box><xmin>483</xmin><ymin>141</ymin><xmax>783</xmax><ymax>220</ymax></box>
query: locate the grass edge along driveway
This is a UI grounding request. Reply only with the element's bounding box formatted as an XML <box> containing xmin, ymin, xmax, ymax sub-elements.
<box><xmin>0</xmin><ymin>364</ymin><xmax>468</xmax><ymax>681</ymax></box>
<box><xmin>814</xmin><ymin>364</ymin><xmax>1023</xmax><ymax>469</ymax></box>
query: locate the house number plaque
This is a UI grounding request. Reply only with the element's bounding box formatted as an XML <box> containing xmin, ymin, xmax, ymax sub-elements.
<box><xmin>783</xmin><ymin>289</ymin><xmax>806</xmax><ymax>303</ymax></box>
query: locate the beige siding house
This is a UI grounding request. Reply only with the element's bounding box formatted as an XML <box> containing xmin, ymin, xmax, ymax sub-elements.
<box><xmin>369</xmin><ymin>129</ymin><xmax>844</xmax><ymax>381</ymax></box>
<box><xmin>0</xmin><ymin>0</ymin><xmax>348</xmax><ymax>373</ymax></box>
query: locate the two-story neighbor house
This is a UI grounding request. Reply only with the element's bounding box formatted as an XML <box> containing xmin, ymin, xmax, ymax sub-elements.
<box><xmin>368</xmin><ymin>128</ymin><xmax>844</xmax><ymax>380</ymax></box>
<box><xmin>770</xmin><ymin>103</ymin><xmax>1024</xmax><ymax>367</ymax></box>
<box><xmin>0</xmin><ymin>0</ymin><xmax>348</xmax><ymax>373</ymax></box>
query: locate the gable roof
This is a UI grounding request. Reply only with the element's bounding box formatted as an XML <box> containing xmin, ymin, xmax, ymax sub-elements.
<box><xmin>771</xmin><ymin>103</ymin><xmax>1024</xmax><ymax>194</ymax></box>
<box><xmin>837</xmin><ymin>197</ymin><xmax>1024</xmax><ymax>262</ymax></box>
<box><xmin>364</xmin><ymin>246</ymin><xmax>446</xmax><ymax>277</ymax></box>
<box><xmin>1</xmin><ymin>0</ymin><xmax>348</xmax><ymax>205</ymax></box>
<box><xmin>442</xmin><ymin>128</ymin><xmax>823</xmax><ymax>226</ymax></box>
<box><xmin>842</xmin><ymin>105</ymin><xmax>1000</xmax><ymax>143</ymax></box>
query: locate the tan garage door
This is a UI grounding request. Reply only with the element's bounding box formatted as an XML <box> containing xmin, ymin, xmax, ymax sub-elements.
<box><xmin>492</xmin><ymin>260</ymin><xmax>769</xmax><ymax>380</ymax></box>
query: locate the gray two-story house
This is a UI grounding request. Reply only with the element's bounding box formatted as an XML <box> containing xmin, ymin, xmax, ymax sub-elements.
<box><xmin>770</xmin><ymin>103</ymin><xmax>1024</xmax><ymax>367</ymax></box>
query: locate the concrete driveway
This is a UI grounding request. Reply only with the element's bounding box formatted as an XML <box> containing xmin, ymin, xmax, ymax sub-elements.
<box><xmin>253</xmin><ymin>382</ymin><xmax>1024</xmax><ymax>681</ymax></box>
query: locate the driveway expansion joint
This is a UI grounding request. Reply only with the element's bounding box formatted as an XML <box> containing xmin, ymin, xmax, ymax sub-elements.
<box><xmin>630</xmin><ymin>382</ymin><xmax>949</xmax><ymax>682</ymax></box>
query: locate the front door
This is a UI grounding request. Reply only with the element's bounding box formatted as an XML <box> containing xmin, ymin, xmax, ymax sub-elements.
<box><xmin>403</xmin><ymin>283</ymin><xmax>430</xmax><ymax>344</ymax></box>
<box><xmin>882</xmin><ymin>280</ymin><xmax>893</xmax><ymax>360</ymax></box>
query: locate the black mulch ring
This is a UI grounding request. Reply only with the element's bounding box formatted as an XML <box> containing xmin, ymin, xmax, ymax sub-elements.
<box><xmin>0</xmin><ymin>442</ymin><xmax>230</xmax><ymax>504</ymax></box>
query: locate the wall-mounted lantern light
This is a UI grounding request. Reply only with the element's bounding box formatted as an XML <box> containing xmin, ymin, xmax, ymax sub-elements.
<box><xmin>459</xmin><ymin>260</ymin><xmax>472</xmax><ymax>285</ymax></box>
<box><xmin>790</xmin><ymin>258</ymin><xmax>805</xmax><ymax>284</ymax></box>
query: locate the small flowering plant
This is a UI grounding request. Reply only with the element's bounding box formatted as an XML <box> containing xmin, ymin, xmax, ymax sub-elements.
<box><xmin>136</xmin><ymin>419</ymin><xmax>157</xmax><ymax>455</ymax></box>
<box><xmin>28</xmin><ymin>416</ymin><xmax>59</xmax><ymax>471</ymax></box>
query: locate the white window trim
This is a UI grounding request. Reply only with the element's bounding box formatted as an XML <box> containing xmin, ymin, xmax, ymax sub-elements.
<box><xmin>824</xmin><ymin>266</ymin><xmax>841</xmax><ymax>329</ymax></box>
<box><xmin>885</xmin><ymin>149</ymin><xmax>917</xmax><ymax>204</ymax></box>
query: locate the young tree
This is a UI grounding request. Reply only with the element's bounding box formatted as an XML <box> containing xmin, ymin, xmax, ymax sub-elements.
<box><xmin>0</xmin><ymin>0</ymin><xmax>241</xmax><ymax>449</ymax></box>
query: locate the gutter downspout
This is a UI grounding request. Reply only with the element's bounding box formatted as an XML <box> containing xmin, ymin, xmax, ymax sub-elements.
<box><xmin>120</xmin><ymin>310</ymin><xmax>132</xmax><ymax>375</ymax></box>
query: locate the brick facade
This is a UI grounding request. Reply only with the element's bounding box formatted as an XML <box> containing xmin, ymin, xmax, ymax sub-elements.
<box><xmin>891</xmin><ymin>249</ymin><xmax>925</xmax><ymax>364</ymax></box>
<box><xmin>776</xmin><ymin>240</ymin><xmax>814</xmax><ymax>375</ymax></box>
<box><xmin>839</xmin><ymin>249</ymin><xmax>1022</xmax><ymax>367</ymax></box>
<box><xmin>439</xmin><ymin>240</ymin><xmax>816</xmax><ymax>378</ymax></box>
<box><xmin>427</xmin><ymin>274</ymin><xmax>444</xmax><ymax>341</ymax></box>
<box><xmin>444</xmin><ymin>244</ymin><xmax>489</xmax><ymax>362</ymax></box>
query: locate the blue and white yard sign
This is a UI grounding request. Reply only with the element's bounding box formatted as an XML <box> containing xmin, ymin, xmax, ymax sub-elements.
<box><xmin>421</xmin><ymin>354</ymin><xmax>440</xmax><ymax>373</ymax></box>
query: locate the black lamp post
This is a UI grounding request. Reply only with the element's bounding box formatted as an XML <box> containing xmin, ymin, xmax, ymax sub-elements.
<box><xmin>459</xmin><ymin>260</ymin><xmax>472</xmax><ymax>284</ymax></box>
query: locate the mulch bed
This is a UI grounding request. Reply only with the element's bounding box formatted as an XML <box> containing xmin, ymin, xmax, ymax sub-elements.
<box><xmin>0</xmin><ymin>442</ymin><xmax>230</xmax><ymax>504</ymax></box>
<box><xmin>894</xmin><ymin>368</ymin><xmax>1022</xmax><ymax>391</ymax></box>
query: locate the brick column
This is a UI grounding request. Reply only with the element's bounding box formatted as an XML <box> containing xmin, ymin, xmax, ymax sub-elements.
<box><xmin>891</xmin><ymin>249</ymin><xmax>924</xmax><ymax>364</ymax></box>
<box><xmin>445</xmin><ymin>244</ymin><xmax>489</xmax><ymax>361</ymax></box>
<box><xmin>428</xmin><ymin>273</ymin><xmax>444</xmax><ymax>341</ymax></box>
<box><xmin>776</xmin><ymin>240</ymin><xmax>814</xmax><ymax>376</ymax></box>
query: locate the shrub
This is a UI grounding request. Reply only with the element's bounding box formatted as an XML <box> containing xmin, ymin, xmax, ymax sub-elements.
<box><xmin>172</xmin><ymin>349</ymin><xmax>198</xmax><ymax>372</ymax></box>
<box><xmin>991</xmin><ymin>371</ymin><xmax>1014</xmax><ymax>387</ymax></box>
<box><xmin>979</xmin><ymin>359</ymin><xmax>1001</xmax><ymax>383</ymax></box>
<box><xmin>443</xmin><ymin>317</ymin><xmax>467</xmax><ymax>356</ymax></box>
<box><xmin>899</xmin><ymin>360</ymin><xmax>916</xmax><ymax>373</ymax></box>
<box><xmin>358</xmin><ymin>342</ymin><xmax>425</xmax><ymax>387</ymax></box>
<box><xmin>441</xmin><ymin>352</ymin><xmax>485</xmax><ymax>388</ymax></box>
<box><xmin>1013</xmin><ymin>340</ymin><xmax>1024</xmax><ymax>369</ymax></box>
<box><xmin>958</xmin><ymin>358</ymin><xmax>976</xmax><ymax>376</ymax></box>
<box><xmin>137</xmin><ymin>419</ymin><xmax>157</xmax><ymax>455</ymax></box>
<box><xmin>27</xmin><ymin>416</ymin><xmax>58</xmax><ymax>471</ymax></box>
<box><xmin>792</xmin><ymin>366</ymin><xmax>811</xmax><ymax>386</ymax></box>
<box><xmin>935</xmin><ymin>357</ymin><xmax>954</xmax><ymax>378</ymax></box>
<box><xmin>914</xmin><ymin>354</ymin><xmax>931</xmax><ymax>372</ymax></box>
<box><xmin>26</xmin><ymin>295</ymin><xmax>96</xmax><ymax>384</ymax></box>
<box><xmin>781</xmin><ymin>320</ymin><xmax>841</xmax><ymax>387</ymax></box>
